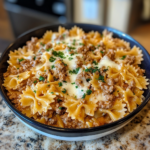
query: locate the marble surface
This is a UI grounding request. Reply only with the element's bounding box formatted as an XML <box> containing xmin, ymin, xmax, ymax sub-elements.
<box><xmin>0</xmin><ymin>93</ymin><xmax>150</xmax><ymax>150</ymax></box>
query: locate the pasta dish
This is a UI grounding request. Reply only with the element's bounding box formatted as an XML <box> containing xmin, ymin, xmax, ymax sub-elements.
<box><xmin>3</xmin><ymin>26</ymin><xmax>148</xmax><ymax>128</ymax></box>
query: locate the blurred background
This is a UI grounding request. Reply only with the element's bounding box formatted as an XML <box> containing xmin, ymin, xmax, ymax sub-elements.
<box><xmin>0</xmin><ymin>0</ymin><xmax>150</xmax><ymax>53</ymax></box>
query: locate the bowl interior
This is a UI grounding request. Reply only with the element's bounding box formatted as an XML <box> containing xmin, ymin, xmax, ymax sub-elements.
<box><xmin>0</xmin><ymin>23</ymin><xmax>150</xmax><ymax>132</ymax></box>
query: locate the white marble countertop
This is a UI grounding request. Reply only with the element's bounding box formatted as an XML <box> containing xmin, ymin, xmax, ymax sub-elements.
<box><xmin>0</xmin><ymin>93</ymin><xmax>150</xmax><ymax>150</ymax></box>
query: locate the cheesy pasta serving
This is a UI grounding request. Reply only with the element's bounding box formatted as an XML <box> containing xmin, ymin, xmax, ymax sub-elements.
<box><xmin>3</xmin><ymin>26</ymin><xmax>148</xmax><ymax>128</ymax></box>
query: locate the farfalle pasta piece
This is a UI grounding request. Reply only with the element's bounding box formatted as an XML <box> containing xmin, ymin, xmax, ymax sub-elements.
<box><xmin>20</xmin><ymin>83</ymin><xmax>56</xmax><ymax>114</ymax></box>
<box><xmin>69</xmin><ymin>26</ymin><xmax>85</xmax><ymax>37</ymax></box>
<box><xmin>90</xmin><ymin>73</ymin><xmax>101</xmax><ymax>91</ymax></box>
<box><xmin>97</xmin><ymin>99</ymin><xmax>126</xmax><ymax>121</ymax></box>
<box><xmin>63</xmin><ymin>94</ymin><xmax>98</xmax><ymax>122</ymax></box>
<box><xmin>53</xmin><ymin>43</ymin><xmax>66</xmax><ymax>51</ymax></box>
<box><xmin>113</xmin><ymin>38</ymin><xmax>130</xmax><ymax>50</ymax></box>
<box><xmin>3</xmin><ymin>71</ymin><xmax>31</xmax><ymax>90</ymax></box>
<box><xmin>58</xmin><ymin>26</ymin><xmax>66</xmax><ymax>34</ymax></box>
<box><xmin>124</xmin><ymin>89</ymin><xmax>142</xmax><ymax>112</ymax></box>
<box><xmin>102</xmin><ymin>36</ymin><xmax>115</xmax><ymax>50</ymax></box>
<box><xmin>43</xmin><ymin>30</ymin><xmax>53</xmax><ymax>42</ymax></box>
<box><xmin>8</xmin><ymin>47</ymin><xmax>33</xmax><ymax>68</ymax></box>
<box><xmin>115</xmin><ymin>46</ymin><xmax>143</xmax><ymax>64</ymax></box>
<box><xmin>87</xmin><ymin>50</ymin><xmax>102</xmax><ymax>61</ymax></box>
<box><xmin>121</xmin><ymin>65</ymin><xmax>148</xmax><ymax>89</ymax></box>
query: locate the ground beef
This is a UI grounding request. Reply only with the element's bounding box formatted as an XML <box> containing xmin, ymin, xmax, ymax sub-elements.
<box><xmin>7</xmin><ymin>91</ymin><xmax>21</xmax><ymax>100</ymax></box>
<box><xmin>105</xmin><ymin>49</ymin><xmax>115</xmax><ymax>60</ymax></box>
<box><xmin>20</xmin><ymin>59</ymin><xmax>34</xmax><ymax>71</ymax></box>
<box><xmin>48</xmin><ymin>117</ymin><xmax>57</xmax><ymax>125</ymax></box>
<box><xmin>45</xmin><ymin>42</ymin><xmax>52</xmax><ymax>50</ymax></box>
<box><xmin>75</xmin><ymin>56</ymin><xmax>83</xmax><ymax>68</ymax></box>
<box><xmin>75</xmin><ymin>72</ymin><xmax>84</xmax><ymax>87</ymax></box>
<box><xmin>54</xmin><ymin>59</ymin><xmax>69</xmax><ymax>81</ymax></box>
<box><xmin>99</xmin><ymin>82</ymin><xmax>114</xmax><ymax>94</ymax></box>
<box><xmin>98</xmin><ymin>100</ymin><xmax>114</xmax><ymax>109</ymax></box>
<box><xmin>77</xmin><ymin>45</ymin><xmax>95</xmax><ymax>54</ymax></box>
<box><xmin>124</xmin><ymin>55</ymin><xmax>135</xmax><ymax>64</ymax></box>
<box><xmin>26</xmin><ymin>37</ymin><xmax>38</xmax><ymax>52</ymax></box>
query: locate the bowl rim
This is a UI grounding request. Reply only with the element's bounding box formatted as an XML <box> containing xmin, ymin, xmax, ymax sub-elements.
<box><xmin>0</xmin><ymin>23</ymin><xmax>150</xmax><ymax>133</ymax></box>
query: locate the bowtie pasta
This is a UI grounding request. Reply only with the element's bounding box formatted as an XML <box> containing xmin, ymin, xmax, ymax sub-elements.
<box><xmin>3</xmin><ymin>26</ymin><xmax>148</xmax><ymax>128</ymax></box>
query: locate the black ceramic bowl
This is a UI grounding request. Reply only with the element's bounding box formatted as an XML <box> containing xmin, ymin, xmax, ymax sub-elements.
<box><xmin>0</xmin><ymin>23</ymin><xmax>150</xmax><ymax>141</ymax></box>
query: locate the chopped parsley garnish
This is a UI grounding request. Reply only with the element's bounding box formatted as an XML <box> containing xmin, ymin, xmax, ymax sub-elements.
<box><xmin>33</xmin><ymin>90</ymin><xmax>36</xmax><ymax>93</ymax></box>
<box><xmin>39</xmin><ymin>76</ymin><xmax>45</xmax><ymax>81</ymax></box>
<box><xmin>47</xmin><ymin>81</ymin><xmax>50</xmax><ymax>83</ymax></box>
<box><xmin>103</xmin><ymin>68</ymin><xmax>108</xmax><ymax>72</ymax></box>
<box><xmin>121</xmin><ymin>55</ymin><xmax>126</xmax><ymax>60</ymax></box>
<box><xmin>68</xmin><ymin>57</ymin><xmax>73</xmax><ymax>61</ymax></box>
<box><xmin>33</xmin><ymin>56</ymin><xmax>36</xmax><ymax>60</ymax></box>
<box><xmin>71</xmin><ymin>82</ymin><xmax>75</xmax><ymax>84</ymax></box>
<box><xmin>97</xmin><ymin>44</ymin><xmax>100</xmax><ymax>48</ymax></box>
<box><xmin>62</xmin><ymin>88</ymin><xmax>66</xmax><ymax>93</ymax></box>
<box><xmin>40</xmin><ymin>42</ymin><xmax>45</xmax><ymax>46</ymax></box>
<box><xmin>100</xmin><ymin>51</ymin><xmax>104</xmax><ymax>54</ymax></box>
<box><xmin>49</xmin><ymin>56</ymin><xmax>56</xmax><ymax>62</ymax></box>
<box><xmin>51</xmin><ymin>65</ymin><xmax>55</xmax><ymax>69</ymax></box>
<box><xmin>52</xmin><ymin>50</ymin><xmax>65</xmax><ymax>58</ymax></box>
<box><xmin>133</xmin><ymin>92</ymin><xmax>135</xmax><ymax>95</ymax></box>
<box><xmin>85</xmin><ymin>67</ymin><xmax>99</xmax><ymax>73</ymax></box>
<box><xmin>86</xmin><ymin>78</ymin><xmax>91</xmax><ymax>82</ymax></box>
<box><xmin>44</xmin><ymin>70</ymin><xmax>46</xmax><ymax>72</ymax></box>
<box><xmin>33</xmin><ymin>80</ymin><xmax>37</xmax><ymax>83</ymax></box>
<box><xmin>47</xmin><ymin>84</ymin><xmax>50</xmax><ymax>87</ymax></box>
<box><xmin>63</xmin><ymin>81</ymin><xmax>67</xmax><ymax>83</ymax></box>
<box><xmin>97</xmin><ymin>75</ymin><xmax>105</xmax><ymax>82</ymax></box>
<box><xmin>68</xmin><ymin>46</ymin><xmax>76</xmax><ymax>50</ymax></box>
<box><xmin>117</xmin><ymin>90</ymin><xmax>119</xmax><ymax>92</ymax></box>
<box><xmin>70</xmin><ymin>53</ymin><xmax>74</xmax><ymax>56</ymax></box>
<box><xmin>59</xmin><ymin>107</ymin><xmax>63</xmax><ymax>110</ymax></box>
<box><xmin>58</xmin><ymin>82</ymin><xmax>63</xmax><ymax>87</ymax></box>
<box><xmin>63</xmin><ymin>34</ymin><xmax>66</xmax><ymax>38</ymax></box>
<box><xmin>17</xmin><ymin>68</ymin><xmax>19</xmax><ymax>69</ymax></box>
<box><xmin>93</xmin><ymin>60</ymin><xmax>98</xmax><ymax>65</ymax></box>
<box><xmin>46</xmin><ymin>48</ymin><xmax>51</xmax><ymax>52</ymax></box>
<box><xmin>18</xmin><ymin>58</ymin><xmax>24</xmax><ymax>62</ymax></box>
<box><xmin>81</xmin><ymin>90</ymin><xmax>84</xmax><ymax>91</ymax></box>
<box><xmin>75</xmin><ymin>86</ymin><xmax>78</xmax><ymax>88</ymax></box>
<box><xmin>63</xmin><ymin>63</ymin><xmax>67</xmax><ymax>66</ymax></box>
<box><xmin>79</xmin><ymin>43</ymin><xmax>84</xmax><ymax>46</ymax></box>
<box><xmin>57</xmin><ymin>99</ymin><xmax>62</xmax><ymax>102</ymax></box>
<box><xmin>82</xmin><ymin>93</ymin><xmax>86</xmax><ymax>99</ymax></box>
<box><xmin>72</xmin><ymin>39</ymin><xmax>76</xmax><ymax>45</ymax></box>
<box><xmin>86</xmin><ymin>89</ymin><xmax>92</xmax><ymax>95</ymax></box>
<box><xmin>17</xmin><ymin>75</ymin><xmax>19</xmax><ymax>79</ymax></box>
<box><xmin>51</xmin><ymin>92</ymin><xmax>54</xmax><ymax>94</ymax></box>
<box><xmin>69</xmin><ymin>68</ymin><xmax>80</xmax><ymax>74</ymax></box>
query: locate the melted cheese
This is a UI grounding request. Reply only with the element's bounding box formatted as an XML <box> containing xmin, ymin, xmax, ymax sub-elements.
<box><xmin>98</xmin><ymin>56</ymin><xmax>121</xmax><ymax>70</ymax></box>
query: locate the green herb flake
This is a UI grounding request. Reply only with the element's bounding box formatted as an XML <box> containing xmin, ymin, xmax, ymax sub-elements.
<box><xmin>72</xmin><ymin>39</ymin><xmax>76</xmax><ymax>45</ymax></box>
<box><xmin>121</xmin><ymin>55</ymin><xmax>126</xmax><ymax>60</ymax></box>
<box><xmin>63</xmin><ymin>81</ymin><xmax>67</xmax><ymax>83</ymax></box>
<box><xmin>33</xmin><ymin>90</ymin><xmax>36</xmax><ymax>93</ymax></box>
<box><xmin>44</xmin><ymin>70</ymin><xmax>46</xmax><ymax>72</ymax></box>
<box><xmin>75</xmin><ymin>86</ymin><xmax>78</xmax><ymax>88</ymax></box>
<box><xmin>63</xmin><ymin>34</ymin><xmax>66</xmax><ymax>38</ymax></box>
<box><xmin>103</xmin><ymin>68</ymin><xmax>108</xmax><ymax>72</ymax></box>
<box><xmin>82</xmin><ymin>93</ymin><xmax>86</xmax><ymax>99</ymax></box>
<box><xmin>133</xmin><ymin>92</ymin><xmax>135</xmax><ymax>95</ymax></box>
<box><xmin>17</xmin><ymin>75</ymin><xmax>19</xmax><ymax>79</ymax></box>
<box><xmin>86</xmin><ymin>78</ymin><xmax>91</xmax><ymax>82</ymax></box>
<box><xmin>71</xmin><ymin>82</ymin><xmax>75</xmax><ymax>85</ymax></box>
<box><xmin>79</xmin><ymin>43</ymin><xmax>84</xmax><ymax>46</ymax></box>
<box><xmin>46</xmin><ymin>48</ymin><xmax>51</xmax><ymax>52</ymax></box>
<box><xmin>51</xmin><ymin>65</ymin><xmax>55</xmax><ymax>69</ymax></box>
<box><xmin>58</xmin><ymin>82</ymin><xmax>63</xmax><ymax>87</ymax></box>
<box><xmin>18</xmin><ymin>58</ymin><xmax>24</xmax><ymax>62</ymax></box>
<box><xmin>69</xmin><ymin>68</ymin><xmax>80</xmax><ymax>74</ymax></box>
<box><xmin>51</xmin><ymin>92</ymin><xmax>54</xmax><ymax>94</ymax></box>
<box><xmin>86</xmin><ymin>89</ymin><xmax>92</xmax><ymax>95</ymax></box>
<box><xmin>33</xmin><ymin>56</ymin><xmax>36</xmax><ymax>60</ymax></box>
<box><xmin>52</xmin><ymin>50</ymin><xmax>65</xmax><ymax>58</ymax></box>
<box><xmin>40</xmin><ymin>42</ymin><xmax>45</xmax><ymax>46</ymax></box>
<box><xmin>98</xmin><ymin>75</ymin><xmax>105</xmax><ymax>82</ymax></box>
<box><xmin>59</xmin><ymin>107</ymin><xmax>63</xmax><ymax>110</ymax></box>
<box><xmin>62</xmin><ymin>88</ymin><xmax>66</xmax><ymax>93</ymax></box>
<box><xmin>47</xmin><ymin>84</ymin><xmax>50</xmax><ymax>87</ymax></box>
<box><xmin>68</xmin><ymin>46</ymin><xmax>76</xmax><ymax>50</ymax></box>
<box><xmin>100</xmin><ymin>51</ymin><xmax>104</xmax><ymax>54</ymax></box>
<box><xmin>97</xmin><ymin>44</ymin><xmax>100</xmax><ymax>48</ymax></box>
<box><xmin>81</xmin><ymin>89</ymin><xmax>84</xmax><ymax>91</ymax></box>
<box><xmin>39</xmin><ymin>76</ymin><xmax>45</xmax><ymax>81</ymax></box>
<box><xmin>33</xmin><ymin>80</ymin><xmax>37</xmax><ymax>83</ymax></box>
<box><xmin>70</xmin><ymin>53</ymin><xmax>74</xmax><ymax>56</ymax></box>
<box><xmin>68</xmin><ymin>57</ymin><xmax>73</xmax><ymax>61</ymax></box>
<box><xmin>57</xmin><ymin>99</ymin><xmax>62</xmax><ymax>102</ymax></box>
<box><xmin>93</xmin><ymin>60</ymin><xmax>98</xmax><ymax>65</ymax></box>
<box><xmin>49</xmin><ymin>56</ymin><xmax>56</xmax><ymax>62</ymax></box>
<box><xmin>117</xmin><ymin>90</ymin><xmax>119</xmax><ymax>92</ymax></box>
<box><xmin>17</xmin><ymin>68</ymin><xmax>19</xmax><ymax>69</ymax></box>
